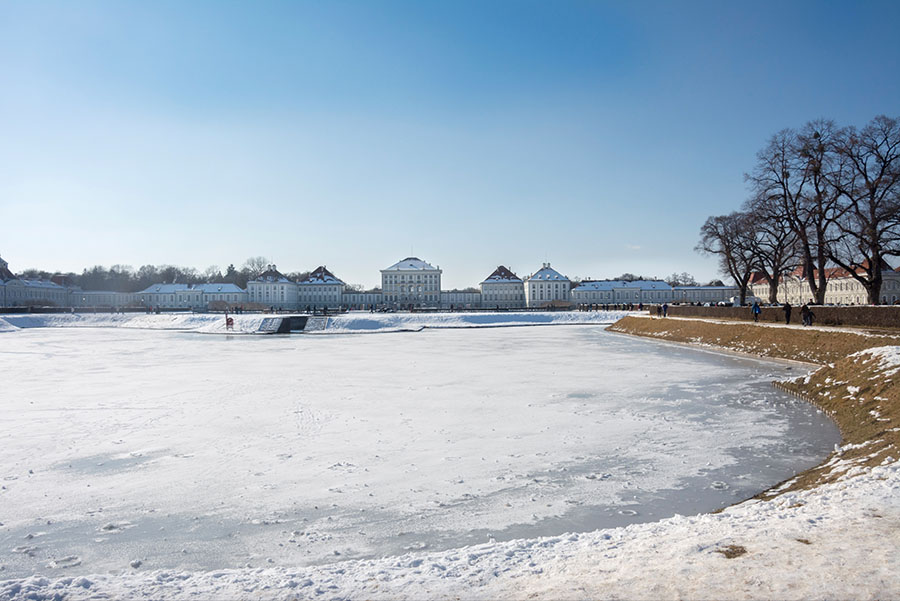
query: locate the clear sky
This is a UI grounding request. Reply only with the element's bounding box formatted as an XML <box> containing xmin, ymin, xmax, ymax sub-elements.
<box><xmin>1</xmin><ymin>1</ymin><xmax>899</xmax><ymax>289</ymax></box>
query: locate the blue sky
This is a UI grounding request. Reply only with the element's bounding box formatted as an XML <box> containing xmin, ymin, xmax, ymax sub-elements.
<box><xmin>1</xmin><ymin>1</ymin><xmax>899</xmax><ymax>288</ymax></box>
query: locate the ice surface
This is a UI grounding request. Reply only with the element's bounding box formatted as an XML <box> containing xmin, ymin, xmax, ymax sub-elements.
<box><xmin>0</xmin><ymin>310</ymin><xmax>632</xmax><ymax>335</ymax></box>
<box><xmin>0</xmin><ymin>324</ymin><xmax>839</xmax><ymax>587</ymax></box>
<box><xmin>317</xmin><ymin>310</ymin><xmax>632</xmax><ymax>333</ymax></box>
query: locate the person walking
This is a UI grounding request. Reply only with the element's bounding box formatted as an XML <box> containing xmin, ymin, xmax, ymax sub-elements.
<box><xmin>801</xmin><ymin>304</ymin><xmax>815</xmax><ymax>326</ymax></box>
<box><xmin>751</xmin><ymin>300</ymin><xmax>761</xmax><ymax>323</ymax></box>
<box><xmin>783</xmin><ymin>301</ymin><xmax>792</xmax><ymax>325</ymax></box>
<box><xmin>662</xmin><ymin>302</ymin><xmax>668</xmax><ymax>318</ymax></box>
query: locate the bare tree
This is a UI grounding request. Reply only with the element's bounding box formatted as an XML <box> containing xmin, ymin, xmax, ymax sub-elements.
<box><xmin>285</xmin><ymin>271</ymin><xmax>310</xmax><ymax>283</ymax></box>
<box><xmin>614</xmin><ymin>273</ymin><xmax>644</xmax><ymax>282</ymax></box>
<box><xmin>161</xmin><ymin>265</ymin><xmax>183</xmax><ymax>284</ymax></box>
<box><xmin>696</xmin><ymin>212</ymin><xmax>757</xmax><ymax>305</ymax></box>
<box><xmin>242</xmin><ymin>256</ymin><xmax>271</xmax><ymax>280</ymax></box>
<box><xmin>829</xmin><ymin>115</ymin><xmax>900</xmax><ymax>304</ymax></box>
<box><xmin>664</xmin><ymin>272</ymin><xmax>697</xmax><ymax>287</ymax></box>
<box><xmin>20</xmin><ymin>268</ymin><xmax>53</xmax><ymax>280</ymax></box>
<box><xmin>744</xmin><ymin>192</ymin><xmax>799</xmax><ymax>303</ymax></box>
<box><xmin>746</xmin><ymin>123</ymin><xmax>842</xmax><ymax>304</ymax></box>
<box><xmin>135</xmin><ymin>265</ymin><xmax>159</xmax><ymax>290</ymax></box>
<box><xmin>202</xmin><ymin>265</ymin><xmax>223</xmax><ymax>282</ymax></box>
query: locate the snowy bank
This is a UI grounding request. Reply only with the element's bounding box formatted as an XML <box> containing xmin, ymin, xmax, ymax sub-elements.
<box><xmin>0</xmin><ymin>312</ymin><xmax>272</xmax><ymax>334</ymax></box>
<box><xmin>0</xmin><ymin>311</ymin><xmax>632</xmax><ymax>335</ymax></box>
<box><xmin>316</xmin><ymin>311</ymin><xmax>631</xmax><ymax>333</ymax></box>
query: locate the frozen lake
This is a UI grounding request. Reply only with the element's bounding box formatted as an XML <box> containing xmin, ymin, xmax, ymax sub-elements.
<box><xmin>0</xmin><ymin>324</ymin><xmax>839</xmax><ymax>578</ymax></box>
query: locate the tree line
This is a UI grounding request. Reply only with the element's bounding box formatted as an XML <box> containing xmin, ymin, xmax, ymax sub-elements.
<box><xmin>698</xmin><ymin>115</ymin><xmax>900</xmax><ymax>305</ymax></box>
<box><xmin>19</xmin><ymin>256</ymin><xmax>312</xmax><ymax>293</ymax></box>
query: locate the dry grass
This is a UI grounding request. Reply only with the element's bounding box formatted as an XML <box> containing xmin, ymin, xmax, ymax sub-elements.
<box><xmin>608</xmin><ymin>316</ymin><xmax>899</xmax><ymax>365</ymax></box>
<box><xmin>773</xmin><ymin>351</ymin><xmax>900</xmax><ymax>493</ymax></box>
<box><xmin>609</xmin><ymin>316</ymin><xmax>899</xmax><ymax>496</ymax></box>
<box><xmin>714</xmin><ymin>544</ymin><xmax>747</xmax><ymax>559</ymax></box>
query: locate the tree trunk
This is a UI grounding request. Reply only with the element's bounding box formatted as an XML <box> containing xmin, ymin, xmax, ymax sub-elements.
<box><xmin>815</xmin><ymin>272</ymin><xmax>827</xmax><ymax>304</ymax></box>
<box><xmin>738</xmin><ymin>274</ymin><xmax>751</xmax><ymax>306</ymax></box>
<box><xmin>814</xmin><ymin>228</ymin><xmax>829</xmax><ymax>305</ymax></box>
<box><xmin>767</xmin><ymin>278</ymin><xmax>779</xmax><ymax>303</ymax></box>
<box><xmin>802</xmin><ymin>255</ymin><xmax>819</xmax><ymax>304</ymax></box>
<box><xmin>868</xmin><ymin>271</ymin><xmax>883</xmax><ymax>305</ymax></box>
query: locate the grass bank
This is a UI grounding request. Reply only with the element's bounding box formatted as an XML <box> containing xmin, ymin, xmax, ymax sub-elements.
<box><xmin>608</xmin><ymin>316</ymin><xmax>900</xmax><ymax>495</ymax></box>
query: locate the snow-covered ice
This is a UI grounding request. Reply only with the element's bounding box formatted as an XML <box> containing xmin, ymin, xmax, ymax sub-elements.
<box><xmin>7</xmin><ymin>459</ymin><xmax>897</xmax><ymax>600</ymax></box>
<box><xmin>312</xmin><ymin>310</ymin><xmax>633</xmax><ymax>333</ymax></box>
<box><xmin>0</xmin><ymin>321</ymin><xmax>841</xmax><ymax>595</ymax></box>
<box><xmin>0</xmin><ymin>310</ymin><xmax>632</xmax><ymax>336</ymax></box>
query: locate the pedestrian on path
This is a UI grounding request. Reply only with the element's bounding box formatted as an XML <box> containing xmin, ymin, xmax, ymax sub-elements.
<box><xmin>662</xmin><ymin>303</ymin><xmax>668</xmax><ymax>318</ymax></box>
<box><xmin>801</xmin><ymin>304</ymin><xmax>815</xmax><ymax>326</ymax></box>
<box><xmin>783</xmin><ymin>302</ymin><xmax>792</xmax><ymax>325</ymax></box>
<box><xmin>751</xmin><ymin>301</ymin><xmax>761</xmax><ymax>323</ymax></box>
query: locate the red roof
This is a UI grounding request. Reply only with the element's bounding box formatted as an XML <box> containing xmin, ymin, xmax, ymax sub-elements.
<box><xmin>482</xmin><ymin>265</ymin><xmax>522</xmax><ymax>283</ymax></box>
<box><xmin>787</xmin><ymin>259</ymin><xmax>895</xmax><ymax>281</ymax></box>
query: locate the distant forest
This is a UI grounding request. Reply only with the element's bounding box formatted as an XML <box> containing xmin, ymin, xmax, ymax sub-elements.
<box><xmin>19</xmin><ymin>256</ymin><xmax>315</xmax><ymax>293</ymax></box>
<box><xmin>17</xmin><ymin>256</ymin><xmax>725</xmax><ymax>293</ymax></box>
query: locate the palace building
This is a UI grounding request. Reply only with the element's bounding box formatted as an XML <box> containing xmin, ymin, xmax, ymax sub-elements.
<box><xmin>480</xmin><ymin>266</ymin><xmax>525</xmax><ymax>309</ymax></box>
<box><xmin>381</xmin><ymin>257</ymin><xmax>442</xmax><ymax>308</ymax></box>
<box><xmin>524</xmin><ymin>263</ymin><xmax>571</xmax><ymax>308</ymax></box>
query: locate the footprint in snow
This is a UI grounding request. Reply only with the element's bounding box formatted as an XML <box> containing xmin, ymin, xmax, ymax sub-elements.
<box><xmin>48</xmin><ymin>555</ymin><xmax>82</xmax><ymax>569</ymax></box>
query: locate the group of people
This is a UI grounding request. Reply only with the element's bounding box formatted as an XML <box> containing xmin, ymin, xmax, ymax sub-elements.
<box><xmin>578</xmin><ymin>303</ymin><xmax>643</xmax><ymax>312</ymax></box>
<box><xmin>751</xmin><ymin>300</ymin><xmax>815</xmax><ymax>326</ymax></box>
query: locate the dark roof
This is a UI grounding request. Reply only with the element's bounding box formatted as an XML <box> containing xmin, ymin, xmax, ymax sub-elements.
<box><xmin>253</xmin><ymin>266</ymin><xmax>291</xmax><ymax>283</ymax></box>
<box><xmin>482</xmin><ymin>265</ymin><xmax>522</xmax><ymax>283</ymax></box>
<box><xmin>299</xmin><ymin>266</ymin><xmax>345</xmax><ymax>285</ymax></box>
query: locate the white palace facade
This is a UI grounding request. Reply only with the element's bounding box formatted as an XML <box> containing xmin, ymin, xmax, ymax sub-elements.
<box><xmin>750</xmin><ymin>264</ymin><xmax>900</xmax><ymax>306</ymax></box>
<box><xmin>1</xmin><ymin>252</ymin><xmax>749</xmax><ymax>311</ymax></box>
<box><xmin>480</xmin><ymin>266</ymin><xmax>526</xmax><ymax>308</ymax></box>
<box><xmin>524</xmin><ymin>263</ymin><xmax>571</xmax><ymax>307</ymax></box>
<box><xmin>381</xmin><ymin>257</ymin><xmax>442</xmax><ymax>307</ymax></box>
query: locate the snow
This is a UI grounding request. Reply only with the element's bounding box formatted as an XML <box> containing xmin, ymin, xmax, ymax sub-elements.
<box><xmin>382</xmin><ymin>257</ymin><xmax>438</xmax><ymax>271</ymax></box>
<box><xmin>299</xmin><ymin>267</ymin><xmax>345</xmax><ymax>285</ymax></box>
<box><xmin>1</xmin><ymin>323</ymin><xmax>891</xmax><ymax>600</ymax></box>
<box><xmin>0</xmin><ymin>312</ymin><xmax>274</xmax><ymax>335</ymax></box>
<box><xmin>193</xmin><ymin>283</ymin><xmax>245</xmax><ymax>294</ymax></box>
<box><xmin>525</xmin><ymin>265</ymin><xmax>568</xmax><ymax>281</ymax></box>
<box><xmin>855</xmin><ymin>345</ymin><xmax>900</xmax><ymax>373</ymax></box>
<box><xmin>136</xmin><ymin>283</ymin><xmax>244</xmax><ymax>294</ymax></box>
<box><xmin>15</xmin><ymin>279</ymin><xmax>66</xmax><ymax>290</ymax></box>
<box><xmin>316</xmin><ymin>311</ymin><xmax>632</xmax><ymax>333</ymax></box>
<box><xmin>481</xmin><ymin>266</ymin><xmax>523</xmax><ymax>283</ymax></box>
<box><xmin>0</xmin><ymin>310</ymin><xmax>632</xmax><ymax>335</ymax></box>
<box><xmin>4</xmin><ymin>460</ymin><xmax>897</xmax><ymax>599</ymax></box>
<box><xmin>573</xmin><ymin>280</ymin><xmax>671</xmax><ymax>292</ymax></box>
